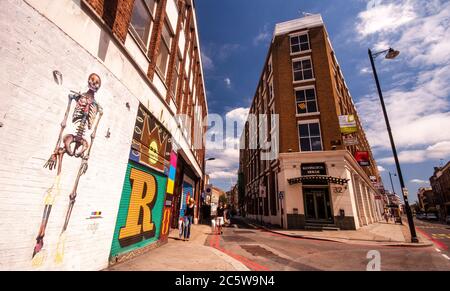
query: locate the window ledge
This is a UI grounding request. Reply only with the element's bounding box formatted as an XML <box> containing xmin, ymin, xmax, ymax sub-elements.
<box><xmin>296</xmin><ymin>112</ymin><xmax>320</xmax><ymax>117</ymax></box>
<box><xmin>293</xmin><ymin>78</ymin><xmax>316</xmax><ymax>84</ymax></box>
<box><xmin>291</xmin><ymin>49</ymin><xmax>312</xmax><ymax>56</ymax></box>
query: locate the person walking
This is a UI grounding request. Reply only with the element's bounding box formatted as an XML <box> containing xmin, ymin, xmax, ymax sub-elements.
<box><xmin>216</xmin><ymin>202</ymin><xmax>225</xmax><ymax>235</ymax></box>
<box><xmin>183</xmin><ymin>198</ymin><xmax>195</xmax><ymax>241</ymax></box>
<box><xmin>384</xmin><ymin>210</ymin><xmax>390</xmax><ymax>223</ymax></box>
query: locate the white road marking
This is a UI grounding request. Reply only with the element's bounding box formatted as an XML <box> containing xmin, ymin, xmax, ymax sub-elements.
<box><xmin>442</xmin><ymin>254</ymin><xmax>450</xmax><ymax>260</ymax></box>
<box><xmin>435</xmin><ymin>248</ymin><xmax>441</xmax><ymax>252</ymax></box>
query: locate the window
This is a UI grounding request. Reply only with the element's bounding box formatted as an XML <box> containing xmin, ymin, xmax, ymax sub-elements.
<box><xmin>293</xmin><ymin>58</ymin><xmax>314</xmax><ymax>82</ymax></box>
<box><xmin>130</xmin><ymin>0</ymin><xmax>157</xmax><ymax>50</ymax></box>
<box><xmin>171</xmin><ymin>52</ymin><xmax>182</xmax><ymax>95</ymax></box>
<box><xmin>290</xmin><ymin>33</ymin><xmax>310</xmax><ymax>53</ymax></box>
<box><xmin>156</xmin><ymin>21</ymin><xmax>173</xmax><ymax>78</ymax></box>
<box><xmin>298</xmin><ymin>122</ymin><xmax>323</xmax><ymax>152</ymax></box>
<box><xmin>295</xmin><ymin>87</ymin><xmax>318</xmax><ymax>114</ymax></box>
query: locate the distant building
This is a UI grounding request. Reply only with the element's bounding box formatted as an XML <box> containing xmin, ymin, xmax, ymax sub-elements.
<box><xmin>430</xmin><ymin>161</ymin><xmax>450</xmax><ymax>220</ymax></box>
<box><xmin>417</xmin><ymin>187</ymin><xmax>435</xmax><ymax>212</ymax></box>
<box><xmin>239</xmin><ymin>14</ymin><xmax>384</xmax><ymax>230</ymax></box>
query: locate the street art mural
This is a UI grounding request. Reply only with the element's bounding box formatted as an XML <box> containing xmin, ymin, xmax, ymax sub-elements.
<box><xmin>160</xmin><ymin>150</ymin><xmax>178</xmax><ymax>241</ymax></box>
<box><xmin>32</xmin><ymin>73</ymin><xmax>104</xmax><ymax>266</ymax></box>
<box><xmin>110</xmin><ymin>104</ymin><xmax>173</xmax><ymax>258</ymax></box>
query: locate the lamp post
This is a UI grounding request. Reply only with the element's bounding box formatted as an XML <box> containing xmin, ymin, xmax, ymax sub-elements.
<box><xmin>200</xmin><ymin>157</ymin><xmax>215</xmax><ymax>224</ymax></box>
<box><xmin>389</xmin><ymin>172</ymin><xmax>397</xmax><ymax>195</ymax></box>
<box><xmin>368</xmin><ymin>48</ymin><xmax>418</xmax><ymax>243</ymax></box>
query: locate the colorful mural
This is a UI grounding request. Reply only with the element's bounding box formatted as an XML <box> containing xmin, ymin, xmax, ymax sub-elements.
<box><xmin>32</xmin><ymin>73</ymin><xmax>104</xmax><ymax>266</ymax></box>
<box><xmin>110</xmin><ymin>161</ymin><xmax>166</xmax><ymax>256</ymax></box>
<box><xmin>110</xmin><ymin>103</ymin><xmax>174</xmax><ymax>258</ymax></box>
<box><xmin>160</xmin><ymin>150</ymin><xmax>178</xmax><ymax>240</ymax></box>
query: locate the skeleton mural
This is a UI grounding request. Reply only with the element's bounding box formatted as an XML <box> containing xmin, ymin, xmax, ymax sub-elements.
<box><xmin>32</xmin><ymin>73</ymin><xmax>104</xmax><ymax>265</ymax></box>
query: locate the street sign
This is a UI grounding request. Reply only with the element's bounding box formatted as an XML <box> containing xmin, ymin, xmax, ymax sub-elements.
<box><xmin>402</xmin><ymin>187</ymin><xmax>409</xmax><ymax>198</ymax></box>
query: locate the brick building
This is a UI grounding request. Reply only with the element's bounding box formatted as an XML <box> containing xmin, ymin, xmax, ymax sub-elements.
<box><xmin>239</xmin><ymin>15</ymin><xmax>384</xmax><ymax>230</ymax></box>
<box><xmin>430</xmin><ymin>161</ymin><xmax>450</xmax><ymax>221</ymax></box>
<box><xmin>0</xmin><ymin>0</ymin><xmax>207</xmax><ymax>270</ymax></box>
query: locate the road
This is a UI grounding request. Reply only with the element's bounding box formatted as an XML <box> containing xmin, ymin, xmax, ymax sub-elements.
<box><xmin>414</xmin><ymin>218</ymin><xmax>450</xmax><ymax>261</ymax></box>
<box><xmin>204</xmin><ymin>217</ymin><xmax>450</xmax><ymax>271</ymax></box>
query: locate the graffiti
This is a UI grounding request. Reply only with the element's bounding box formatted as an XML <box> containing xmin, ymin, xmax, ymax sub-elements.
<box><xmin>130</xmin><ymin>104</ymin><xmax>172</xmax><ymax>173</ymax></box>
<box><xmin>110</xmin><ymin>104</ymin><xmax>173</xmax><ymax>258</ymax></box>
<box><xmin>32</xmin><ymin>73</ymin><xmax>104</xmax><ymax>266</ymax></box>
<box><xmin>160</xmin><ymin>150</ymin><xmax>178</xmax><ymax>240</ymax></box>
<box><xmin>110</xmin><ymin>161</ymin><xmax>166</xmax><ymax>256</ymax></box>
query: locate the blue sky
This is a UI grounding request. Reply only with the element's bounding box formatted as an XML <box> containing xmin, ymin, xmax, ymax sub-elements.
<box><xmin>196</xmin><ymin>0</ymin><xmax>450</xmax><ymax>203</ymax></box>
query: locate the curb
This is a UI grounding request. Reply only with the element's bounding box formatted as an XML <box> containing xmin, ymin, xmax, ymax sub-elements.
<box><xmin>244</xmin><ymin>220</ymin><xmax>433</xmax><ymax>248</ymax></box>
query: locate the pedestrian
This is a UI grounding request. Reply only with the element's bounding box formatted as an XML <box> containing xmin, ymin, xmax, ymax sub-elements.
<box><xmin>183</xmin><ymin>198</ymin><xmax>195</xmax><ymax>241</ymax></box>
<box><xmin>216</xmin><ymin>202</ymin><xmax>225</xmax><ymax>235</ymax></box>
<box><xmin>384</xmin><ymin>210</ymin><xmax>390</xmax><ymax>223</ymax></box>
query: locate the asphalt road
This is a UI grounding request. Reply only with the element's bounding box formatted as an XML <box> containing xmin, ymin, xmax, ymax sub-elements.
<box><xmin>205</xmin><ymin>217</ymin><xmax>450</xmax><ymax>271</ymax></box>
<box><xmin>414</xmin><ymin>218</ymin><xmax>450</xmax><ymax>261</ymax></box>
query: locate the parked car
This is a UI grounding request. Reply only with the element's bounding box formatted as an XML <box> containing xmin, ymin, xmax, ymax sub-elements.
<box><xmin>426</xmin><ymin>213</ymin><xmax>439</xmax><ymax>221</ymax></box>
<box><xmin>416</xmin><ymin>213</ymin><xmax>425</xmax><ymax>220</ymax></box>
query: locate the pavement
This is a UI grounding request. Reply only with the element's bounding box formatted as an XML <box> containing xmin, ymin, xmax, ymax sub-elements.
<box><xmin>244</xmin><ymin>217</ymin><xmax>434</xmax><ymax>247</ymax></box>
<box><xmin>107</xmin><ymin>224</ymin><xmax>249</xmax><ymax>271</ymax></box>
<box><xmin>107</xmin><ymin>217</ymin><xmax>450</xmax><ymax>271</ymax></box>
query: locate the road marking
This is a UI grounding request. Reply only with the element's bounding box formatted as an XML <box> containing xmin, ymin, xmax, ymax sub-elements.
<box><xmin>435</xmin><ymin>248</ymin><xmax>441</xmax><ymax>252</ymax></box>
<box><xmin>442</xmin><ymin>254</ymin><xmax>450</xmax><ymax>260</ymax></box>
<box><xmin>416</xmin><ymin>227</ymin><xmax>448</xmax><ymax>250</ymax></box>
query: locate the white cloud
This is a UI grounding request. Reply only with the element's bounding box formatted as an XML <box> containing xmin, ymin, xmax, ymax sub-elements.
<box><xmin>356</xmin><ymin>0</ymin><xmax>416</xmax><ymax>37</ymax></box>
<box><xmin>410</xmin><ymin>179</ymin><xmax>429</xmax><ymax>184</ymax></box>
<box><xmin>201</xmin><ymin>51</ymin><xmax>214</xmax><ymax>71</ymax></box>
<box><xmin>377</xmin><ymin>165</ymin><xmax>386</xmax><ymax>172</ymax></box>
<box><xmin>354</xmin><ymin>0</ymin><xmax>450</xmax><ymax>167</ymax></box>
<box><xmin>253</xmin><ymin>24</ymin><xmax>271</xmax><ymax>46</ymax></box>
<box><xmin>206</xmin><ymin>108</ymin><xmax>249</xmax><ymax>188</ymax></box>
<box><xmin>224</xmin><ymin>77</ymin><xmax>231</xmax><ymax>88</ymax></box>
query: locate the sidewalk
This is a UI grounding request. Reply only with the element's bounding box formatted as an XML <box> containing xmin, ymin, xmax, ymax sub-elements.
<box><xmin>107</xmin><ymin>224</ymin><xmax>249</xmax><ymax>271</ymax></box>
<box><xmin>245</xmin><ymin>218</ymin><xmax>433</xmax><ymax>247</ymax></box>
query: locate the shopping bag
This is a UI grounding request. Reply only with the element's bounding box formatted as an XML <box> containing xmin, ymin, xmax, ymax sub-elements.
<box><xmin>211</xmin><ymin>219</ymin><xmax>216</xmax><ymax>234</ymax></box>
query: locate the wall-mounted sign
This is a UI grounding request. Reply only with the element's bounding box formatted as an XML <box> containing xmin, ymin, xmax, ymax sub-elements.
<box><xmin>369</xmin><ymin>176</ymin><xmax>377</xmax><ymax>183</ymax></box>
<box><xmin>355</xmin><ymin>151</ymin><xmax>370</xmax><ymax>166</ymax></box>
<box><xmin>339</xmin><ymin>115</ymin><xmax>357</xmax><ymax>134</ymax></box>
<box><xmin>343</xmin><ymin>134</ymin><xmax>358</xmax><ymax>146</ymax></box>
<box><xmin>301</xmin><ymin>163</ymin><xmax>326</xmax><ymax>176</ymax></box>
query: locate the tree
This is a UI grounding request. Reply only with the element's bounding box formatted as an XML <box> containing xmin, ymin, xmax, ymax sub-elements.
<box><xmin>219</xmin><ymin>194</ymin><xmax>228</xmax><ymax>205</ymax></box>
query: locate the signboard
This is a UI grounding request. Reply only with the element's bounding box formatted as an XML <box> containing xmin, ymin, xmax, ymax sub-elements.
<box><xmin>355</xmin><ymin>151</ymin><xmax>370</xmax><ymax>166</ymax></box>
<box><xmin>301</xmin><ymin>163</ymin><xmax>327</xmax><ymax>176</ymax></box>
<box><xmin>339</xmin><ymin>115</ymin><xmax>357</xmax><ymax>134</ymax></box>
<box><xmin>259</xmin><ymin>185</ymin><xmax>266</xmax><ymax>198</ymax></box>
<box><xmin>342</xmin><ymin>134</ymin><xmax>358</xmax><ymax>146</ymax></box>
<box><xmin>369</xmin><ymin>176</ymin><xmax>377</xmax><ymax>183</ymax></box>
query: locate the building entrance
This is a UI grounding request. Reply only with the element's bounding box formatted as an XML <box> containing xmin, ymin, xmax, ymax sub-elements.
<box><xmin>304</xmin><ymin>187</ymin><xmax>333</xmax><ymax>223</ymax></box>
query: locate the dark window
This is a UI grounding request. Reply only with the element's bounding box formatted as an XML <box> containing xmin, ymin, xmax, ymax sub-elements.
<box><xmin>156</xmin><ymin>21</ymin><xmax>173</xmax><ymax>78</ymax></box>
<box><xmin>293</xmin><ymin>59</ymin><xmax>314</xmax><ymax>82</ymax></box>
<box><xmin>130</xmin><ymin>0</ymin><xmax>157</xmax><ymax>50</ymax></box>
<box><xmin>296</xmin><ymin>88</ymin><xmax>318</xmax><ymax>114</ymax></box>
<box><xmin>290</xmin><ymin>33</ymin><xmax>310</xmax><ymax>53</ymax></box>
<box><xmin>299</xmin><ymin>122</ymin><xmax>323</xmax><ymax>152</ymax></box>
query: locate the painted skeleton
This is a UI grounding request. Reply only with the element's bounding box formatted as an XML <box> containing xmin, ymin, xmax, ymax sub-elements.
<box><xmin>32</xmin><ymin>73</ymin><xmax>103</xmax><ymax>263</ymax></box>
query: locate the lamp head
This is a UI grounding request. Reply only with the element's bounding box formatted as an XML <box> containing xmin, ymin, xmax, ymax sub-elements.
<box><xmin>385</xmin><ymin>48</ymin><xmax>400</xmax><ymax>60</ymax></box>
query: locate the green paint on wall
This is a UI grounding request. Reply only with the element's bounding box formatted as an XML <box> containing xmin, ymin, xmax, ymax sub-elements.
<box><xmin>110</xmin><ymin>160</ymin><xmax>167</xmax><ymax>258</ymax></box>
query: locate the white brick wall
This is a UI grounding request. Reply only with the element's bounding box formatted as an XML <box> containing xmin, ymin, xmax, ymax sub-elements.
<box><xmin>0</xmin><ymin>0</ymin><xmax>142</xmax><ymax>270</ymax></box>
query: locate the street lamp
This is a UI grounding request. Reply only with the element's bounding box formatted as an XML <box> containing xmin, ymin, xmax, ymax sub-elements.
<box><xmin>368</xmin><ymin>48</ymin><xmax>419</xmax><ymax>243</ymax></box>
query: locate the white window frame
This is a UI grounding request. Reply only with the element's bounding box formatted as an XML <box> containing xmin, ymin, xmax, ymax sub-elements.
<box><xmin>289</xmin><ymin>32</ymin><xmax>311</xmax><ymax>55</ymax></box>
<box><xmin>292</xmin><ymin>56</ymin><xmax>315</xmax><ymax>84</ymax></box>
<box><xmin>297</xmin><ymin>119</ymin><xmax>323</xmax><ymax>152</ymax></box>
<box><xmin>294</xmin><ymin>85</ymin><xmax>319</xmax><ymax>117</ymax></box>
<box><xmin>129</xmin><ymin>0</ymin><xmax>157</xmax><ymax>54</ymax></box>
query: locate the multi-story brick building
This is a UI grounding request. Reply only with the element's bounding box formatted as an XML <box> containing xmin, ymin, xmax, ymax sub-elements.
<box><xmin>0</xmin><ymin>0</ymin><xmax>207</xmax><ymax>270</ymax></box>
<box><xmin>239</xmin><ymin>14</ymin><xmax>384</xmax><ymax>230</ymax></box>
<box><xmin>430</xmin><ymin>161</ymin><xmax>450</xmax><ymax>221</ymax></box>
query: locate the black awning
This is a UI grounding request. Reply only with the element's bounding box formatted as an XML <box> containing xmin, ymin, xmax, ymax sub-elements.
<box><xmin>288</xmin><ymin>175</ymin><xmax>349</xmax><ymax>186</ymax></box>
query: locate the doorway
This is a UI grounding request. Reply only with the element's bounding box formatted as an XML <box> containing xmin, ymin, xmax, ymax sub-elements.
<box><xmin>303</xmin><ymin>187</ymin><xmax>333</xmax><ymax>223</ymax></box>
